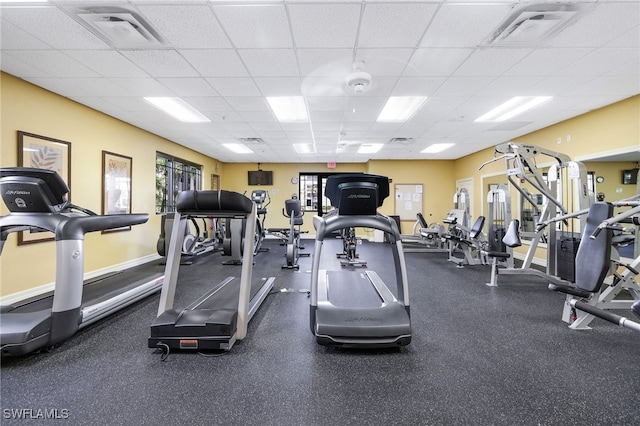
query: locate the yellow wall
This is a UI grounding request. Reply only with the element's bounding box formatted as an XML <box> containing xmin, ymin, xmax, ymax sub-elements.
<box><xmin>1</xmin><ymin>71</ymin><xmax>638</xmax><ymax>298</ymax></box>
<box><xmin>221</xmin><ymin>162</ymin><xmax>366</xmax><ymax>233</ymax></box>
<box><xmin>0</xmin><ymin>72</ymin><xmax>219</xmax><ymax>296</ymax></box>
<box><xmin>584</xmin><ymin>161</ymin><xmax>638</xmax><ymax>202</ymax></box>
<box><xmin>367</xmin><ymin>160</ymin><xmax>456</xmax><ymax>234</ymax></box>
<box><xmin>456</xmin><ymin>95</ymin><xmax>639</xmax><ymax>217</ymax></box>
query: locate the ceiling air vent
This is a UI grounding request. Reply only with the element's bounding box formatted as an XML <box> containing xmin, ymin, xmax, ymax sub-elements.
<box><xmin>76</xmin><ymin>8</ymin><xmax>164</xmax><ymax>49</ymax></box>
<box><xmin>388</xmin><ymin>138</ymin><xmax>415</xmax><ymax>145</ymax></box>
<box><xmin>240</xmin><ymin>138</ymin><xmax>265</xmax><ymax>144</ymax></box>
<box><xmin>487</xmin><ymin>3</ymin><xmax>584</xmax><ymax>46</ymax></box>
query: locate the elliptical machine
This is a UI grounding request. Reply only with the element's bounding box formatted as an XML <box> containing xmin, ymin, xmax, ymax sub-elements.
<box><xmin>157</xmin><ymin>214</ymin><xmax>216</xmax><ymax>265</ymax></box>
<box><xmin>282</xmin><ymin>197</ymin><xmax>310</xmax><ymax>269</ymax></box>
<box><xmin>250</xmin><ymin>189</ymin><xmax>270</xmax><ymax>255</ymax></box>
<box><xmin>221</xmin><ymin>190</ymin><xmax>271</xmax><ymax>265</ymax></box>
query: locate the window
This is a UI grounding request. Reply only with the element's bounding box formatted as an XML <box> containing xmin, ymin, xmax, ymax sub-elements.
<box><xmin>155</xmin><ymin>153</ymin><xmax>202</xmax><ymax>214</ymax></box>
<box><xmin>298</xmin><ymin>172</ymin><xmax>346</xmax><ymax>216</ymax></box>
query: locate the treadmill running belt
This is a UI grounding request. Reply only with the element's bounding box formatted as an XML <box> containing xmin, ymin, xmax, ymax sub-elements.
<box><xmin>326</xmin><ymin>271</ymin><xmax>384</xmax><ymax>308</ymax></box>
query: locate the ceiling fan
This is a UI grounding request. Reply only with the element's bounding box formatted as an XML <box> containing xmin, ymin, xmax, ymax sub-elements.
<box><xmin>300</xmin><ymin>60</ymin><xmax>373</xmax><ymax>97</ymax></box>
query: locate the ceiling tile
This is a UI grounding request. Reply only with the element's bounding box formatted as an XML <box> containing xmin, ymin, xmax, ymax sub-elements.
<box><xmin>358</xmin><ymin>3</ymin><xmax>439</xmax><ymax>48</ymax></box>
<box><xmin>455</xmin><ymin>48</ymin><xmax>533</xmax><ymax>76</ymax></box>
<box><xmin>184</xmin><ymin>96</ymin><xmax>233</xmax><ymax>112</ymax></box>
<box><xmin>156</xmin><ymin>78</ymin><xmax>218</xmax><ymax>97</ymax></box>
<box><xmin>504</xmin><ymin>47</ymin><xmax>594</xmax><ymax>76</ymax></box>
<box><xmin>421</xmin><ymin>3</ymin><xmax>513</xmax><ymax>48</ymax></box>
<box><xmin>1</xmin><ymin>6</ymin><xmax>109</xmax><ymax>49</ymax></box>
<box><xmin>253</xmin><ymin>77</ymin><xmax>303</xmax><ymax>96</ymax></box>
<box><xmin>288</xmin><ymin>3</ymin><xmax>361</xmax><ymax>48</ymax></box>
<box><xmin>101</xmin><ymin>97</ymin><xmax>155</xmax><ymax>112</ymax></box>
<box><xmin>213</xmin><ymin>5</ymin><xmax>292</xmax><ymax>48</ymax></box>
<box><xmin>4</xmin><ymin>50</ymin><xmax>98</xmax><ymax>77</ymax></box>
<box><xmin>121</xmin><ymin>50</ymin><xmax>199</xmax><ymax>77</ymax></box>
<box><xmin>62</xmin><ymin>50</ymin><xmax>149</xmax><ymax>78</ymax></box>
<box><xmin>53</xmin><ymin>78</ymin><xmax>131</xmax><ymax>97</ymax></box>
<box><xmin>392</xmin><ymin>76</ymin><xmax>447</xmax><ymax>96</ymax></box>
<box><xmin>238</xmin><ymin>49</ymin><xmax>299</xmax><ymax>77</ymax></box>
<box><xmin>525</xmin><ymin>75</ymin><xmax>594</xmax><ymax>96</ymax></box>
<box><xmin>475</xmin><ymin>76</ymin><xmax>545</xmax><ymax>97</ymax></box>
<box><xmin>205</xmin><ymin>77</ymin><xmax>262</xmax><ymax>97</ymax></box>
<box><xmin>556</xmin><ymin>47</ymin><xmax>640</xmax><ymax>76</ymax></box>
<box><xmin>0</xmin><ymin>53</ymin><xmax>53</xmax><ymax>78</ymax></box>
<box><xmin>297</xmin><ymin>49</ymin><xmax>354</xmax><ymax>76</ymax></box>
<box><xmin>354</xmin><ymin>48</ymin><xmax>414</xmax><ymax>76</ymax></box>
<box><xmin>306</xmin><ymin>97</ymin><xmax>349</xmax><ymax>112</ymax></box>
<box><xmin>433</xmin><ymin>76</ymin><xmax>496</xmax><ymax>97</ymax></box>
<box><xmin>111</xmin><ymin>77</ymin><xmax>175</xmax><ymax>97</ymax></box>
<box><xmin>403</xmin><ymin>48</ymin><xmax>474</xmax><ymax>76</ymax></box>
<box><xmin>606</xmin><ymin>26</ymin><xmax>640</xmax><ymax>48</ymax></box>
<box><xmin>179</xmin><ymin>49</ymin><xmax>249</xmax><ymax>77</ymax></box>
<box><xmin>547</xmin><ymin>3</ymin><xmax>640</xmax><ymax>48</ymax></box>
<box><xmin>0</xmin><ymin>19</ymin><xmax>51</xmax><ymax>50</ymax></box>
<box><xmin>137</xmin><ymin>5</ymin><xmax>232</xmax><ymax>48</ymax></box>
<box><xmin>226</xmin><ymin>96</ymin><xmax>270</xmax><ymax>112</ymax></box>
<box><xmin>567</xmin><ymin>76</ymin><xmax>640</xmax><ymax>97</ymax></box>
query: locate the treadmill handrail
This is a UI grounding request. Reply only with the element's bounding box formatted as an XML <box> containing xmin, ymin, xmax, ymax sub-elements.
<box><xmin>0</xmin><ymin>213</ymin><xmax>149</xmax><ymax>240</ymax></box>
<box><xmin>55</xmin><ymin>214</ymin><xmax>149</xmax><ymax>240</ymax></box>
<box><xmin>314</xmin><ymin>213</ymin><xmax>400</xmax><ymax>241</ymax></box>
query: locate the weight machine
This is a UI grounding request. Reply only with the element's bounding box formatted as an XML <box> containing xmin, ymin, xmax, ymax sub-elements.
<box><xmin>400</xmin><ymin>213</ymin><xmax>447</xmax><ymax>253</ymax></box>
<box><xmin>479</xmin><ymin>143</ymin><xmax>589</xmax><ymax>286</ymax></box>
<box><xmin>546</xmin><ymin>198</ymin><xmax>640</xmax><ymax>331</ymax></box>
<box><xmin>443</xmin><ymin>188</ymin><xmax>487</xmax><ymax>267</ymax></box>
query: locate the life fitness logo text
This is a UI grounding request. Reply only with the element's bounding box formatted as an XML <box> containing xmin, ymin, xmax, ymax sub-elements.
<box><xmin>347</xmin><ymin>194</ymin><xmax>370</xmax><ymax>199</ymax></box>
<box><xmin>5</xmin><ymin>190</ymin><xmax>29</xmax><ymax>208</ymax></box>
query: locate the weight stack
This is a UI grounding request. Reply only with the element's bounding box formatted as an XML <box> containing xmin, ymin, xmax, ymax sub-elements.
<box><xmin>557</xmin><ymin>237</ymin><xmax>580</xmax><ymax>282</ymax></box>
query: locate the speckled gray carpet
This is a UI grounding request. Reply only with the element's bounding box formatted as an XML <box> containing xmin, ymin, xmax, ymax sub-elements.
<box><xmin>2</xmin><ymin>239</ymin><xmax>639</xmax><ymax>425</ymax></box>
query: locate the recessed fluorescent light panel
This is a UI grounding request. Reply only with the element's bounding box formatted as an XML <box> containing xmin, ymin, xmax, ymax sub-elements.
<box><xmin>377</xmin><ymin>96</ymin><xmax>428</xmax><ymax>123</ymax></box>
<box><xmin>475</xmin><ymin>96</ymin><xmax>552</xmax><ymax>122</ymax></box>
<box><xmin>143</xmin><ymin>97</ymin><xmax>210</xmax><ymax>123</ymax></box>
<box><xmin>421</xmin><ymin>143</ymin><xmax>455</xmax><ymax>154</ymax></box>
<box><xmin>266</xmin><ymin>96</ymin><xmax>308</xmax><ymax>122</ymax></box>
<box><xmin>357</xmin><ymin>143</ymin><xmax>383</xmax><ymax>154</ymax></box>
<box><xmin>293</xmin><ymin>144</ymin><xmax>316</xmax><ymax>154</ymax></box>
<box><xmin>223</xmin><ymin>143</ymin><xmax>253</xmax><ymax>154</ymax></box>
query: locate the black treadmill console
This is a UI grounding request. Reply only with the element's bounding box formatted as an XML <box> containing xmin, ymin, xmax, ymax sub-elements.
<box><xmin>0</xmin><ymin>167</ymin><xmax>69</xmax><ymax>213</ymax></box>
<box><xmin>325</xmin><ymin>174</ymin><xmax>389</xmax><ymax>216</ymax></box>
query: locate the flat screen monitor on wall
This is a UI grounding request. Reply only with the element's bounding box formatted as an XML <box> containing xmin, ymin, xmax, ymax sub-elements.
<box><xmin>248</xmin><ymin>170</ymin><xmax>273</xmax><ymax>186</ymax></box>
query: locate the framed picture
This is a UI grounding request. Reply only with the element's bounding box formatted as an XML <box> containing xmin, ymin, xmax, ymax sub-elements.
<box><xmin>102</xmin><ymin>151</ymin><xmax>133</xmax><ymax>233</ymax></box>
<box><xmin>17</xmin><ymin>131</ymin><xmax>71</xmax><ymax>245</ymax></box>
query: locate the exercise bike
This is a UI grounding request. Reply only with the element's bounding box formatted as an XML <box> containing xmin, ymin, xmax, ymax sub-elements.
<box><xmin>336</xmin><ymin>227</ymin><xmax>366</xmax><ymax>267</ymax></box>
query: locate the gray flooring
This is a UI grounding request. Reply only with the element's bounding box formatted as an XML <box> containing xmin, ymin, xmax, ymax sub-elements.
<box><xmin>1</xmin><ymin>238</ymin><xmax>639</xmax><ymax>425</ymax></box>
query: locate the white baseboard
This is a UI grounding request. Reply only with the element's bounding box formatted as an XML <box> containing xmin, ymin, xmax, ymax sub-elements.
<box><xmin>0</xmin><ymin>253</ymin><xmax>162</xmax><ymax>306</ymax></box>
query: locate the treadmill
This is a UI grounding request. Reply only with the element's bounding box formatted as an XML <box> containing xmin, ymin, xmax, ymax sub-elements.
<box><xmin>309</xmin><ymin>174</ymin><xmax>411</xmax><ymax>348</ymax></box>
<box><xmin>149</xmin><ymin>189</ymin><xmax>275</xmax><ymax>354</ymax></box>
<box><xmin>0</xmin><ymin>167</ymin><xmax>164</xmax><ymax>356</ymax></box>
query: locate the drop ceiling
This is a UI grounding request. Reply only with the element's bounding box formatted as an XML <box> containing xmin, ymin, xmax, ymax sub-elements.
<box><xmin>1</xmin><ymin>0</ymin><xmax>638</xmax><ymax>163</ymax></box>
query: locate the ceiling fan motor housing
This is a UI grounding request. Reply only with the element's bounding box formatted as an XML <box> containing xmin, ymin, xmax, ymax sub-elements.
<box><xmin>346</xmin><ymin>71</ymin><xmax>372</xmax><ymax>94</ymax></box>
